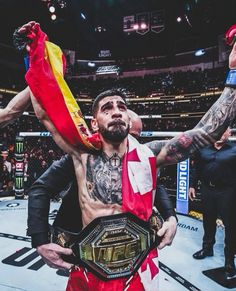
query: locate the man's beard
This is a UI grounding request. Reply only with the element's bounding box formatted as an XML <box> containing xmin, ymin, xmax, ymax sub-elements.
<box><xmin>99</xmin><ymin>122</ymin><xmax>130</xmax><ymax>142</ymax></box>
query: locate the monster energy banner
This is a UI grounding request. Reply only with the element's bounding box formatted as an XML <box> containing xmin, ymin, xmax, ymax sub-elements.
<box><xmin>15</xmin><ymin>136</ymin><xmax>24</xmax><ymax>161</ymax></box>
<box><xmin>14</xmin><ymin>136</ymin><xmax>25</xmax><ymax>198</ymax></box>
<box><xmin>15</xmin><ymin>173</ymin><xmax>24</xmax><ymax>197</ymax></box>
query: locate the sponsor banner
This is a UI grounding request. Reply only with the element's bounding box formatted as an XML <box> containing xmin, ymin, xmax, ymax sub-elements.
<box><xmin>176</xmin><ymin>159</ymin><xmax>189</xmax><ymax>214</ymax></box>
<box><xmin>19</xmin><ymin>132</ymin><xmax>52</xmax><ymax>137</ymax></box>
<box><xmin>123</xmin><ymin>15</ymin><xmax>135</xmax><ymax>32</ymax></box>
<box><xmin>15</xmin><ymin>137</ymin><xmax>25</xmax><ymax>197</ymax></box>
<box><xmin>140</xmin><ymin>131</ymin><xmax>153</xmax><ymax>137</ymax></box>
<box><xmin>96</xmin><ymin>65</ymin><xmax>120</xmax><ymax>75</ymax></box>
<box><xmin>40</xmin><ymin>132</ymin><xmax>52</xmax><ymax>137</ymax></box>
<box><xmin>15</xmin><ymin>173</ymin><xmax>24</xmax><ymax>197</ymax></box>
<box><xmin>136</xmin><ymin>12</ymin><xmax>150</xmax><ymax>35</ymax></box>
<box><xmin>15</xmin><ymin>162</ymin><xmax>24</xmax><ymax>172</ymax></box>
<box><xmin>98</xmin><ymin>49</ymin><xmax>112</xmax><ymax>58</ymax></box>
<box><xmin>151</xmin><ymin>10</ymin><xmax>165</xmax><ymax>34</ymax></box>
<box><xmin>15</xmin><ymin>136</ymin><xmax>24</xmax><ymax>162</ymax></box>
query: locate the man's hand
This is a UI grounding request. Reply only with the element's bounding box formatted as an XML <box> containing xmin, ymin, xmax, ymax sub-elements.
<box><xmin>229</xmin><ymin>41</ymin><xmax>236</xmax><ymax>69</ymax></box>
<box><xmin>157</xmin><ymin>216</ymin><xmax>177</xmax><ymax>249</ymax></box>
<box><xmin>37</xmin><ymin>243</ymin><xmax>73</xmax><ymax>270</ymax></box>
<box><xmin>188</xmin><ymin>187</ymin><xmax>196</xmax><ymax>201</ymax></box>
<box><xmin>13</xmin><ymin>21</ymin><xmax>39</xmax><ymax>53</ymax></box>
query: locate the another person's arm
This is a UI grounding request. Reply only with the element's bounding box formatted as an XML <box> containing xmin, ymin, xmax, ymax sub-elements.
<box><xmin>154</xmin><ymin>184</ymin><xmax>177</xmax><ymax>249</ymax></box>
<box><xmin>27</xmin><ymin>155</ymin><xmax>75</xmax><ymax>270</ymax></box>
<box><xmin>0</xmin><ymin>86</ymin><xmax>30</xmax><ymax>128</ymax></box>
<box><xmin>147</xmin><ymin>42</ymin><xmax>236</xmax><ymax>166</ymax></box>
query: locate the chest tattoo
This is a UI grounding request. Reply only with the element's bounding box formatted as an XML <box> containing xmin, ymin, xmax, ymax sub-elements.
<box><xmin>86</xmin><ymin>153</ymin><xmax>122</xmax><ymax>204</ymax></box>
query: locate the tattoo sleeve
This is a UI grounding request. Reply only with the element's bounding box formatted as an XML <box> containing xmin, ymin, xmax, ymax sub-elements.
<box><xmin>145</xmin><ymin>140</ymin><xmax>169</xmax><ymax>156</ymax></box>
<box><xmin>156</xmin><ymin>87</ymin><xmax>236</xmax><ymax>166</ymax></box>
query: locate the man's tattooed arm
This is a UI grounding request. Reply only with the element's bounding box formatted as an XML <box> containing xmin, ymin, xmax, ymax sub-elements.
<box><xmin>145</xmin><ymin>140</ymin><xmax>169</xmax><ymax>156</ymax></box>
<box><xmin>153</xmin><ymin>87</ymin><xmax>236</xmax><ymax>167</ymax></box>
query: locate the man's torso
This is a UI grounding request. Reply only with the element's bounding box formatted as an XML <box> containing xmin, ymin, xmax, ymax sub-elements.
<box><xmin>78</xmin><ymin>152</ymin><xmax>123</xmax><ymax>227</ymax></box>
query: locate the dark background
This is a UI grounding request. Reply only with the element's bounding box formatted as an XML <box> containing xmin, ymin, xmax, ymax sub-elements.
<box><xmin>0</xmin><ymin>0</ymin><xmax>236</xmax><ymax>59</ymax></box>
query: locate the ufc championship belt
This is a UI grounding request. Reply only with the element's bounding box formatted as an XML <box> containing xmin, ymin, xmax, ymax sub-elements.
<box><xmin>51</xmin><ymin>211</ymin><xmax>163</xmax><ymax>280</ymax></box>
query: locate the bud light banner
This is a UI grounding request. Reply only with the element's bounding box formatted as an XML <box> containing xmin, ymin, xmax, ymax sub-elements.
<box><xmin>176</xmin><ymin>159</ymin><xmax>189</xmax><ymax>214</ymax></box>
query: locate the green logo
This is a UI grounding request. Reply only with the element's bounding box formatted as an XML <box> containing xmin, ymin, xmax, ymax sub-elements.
<box><xmin>15</xmin><ymin>141</ymin><xmax>24</xmax><ymax>154</ymax></box>
<box><xmin>15</xmin><ymin>176</ymin><xmax>23</xmax><ymax>189</ymax></box>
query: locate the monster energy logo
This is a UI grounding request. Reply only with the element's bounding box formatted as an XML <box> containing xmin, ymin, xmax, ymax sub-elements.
<box><xmin>15</xmin><ymin>141</ymin><xmax>24</xmax><ymax>154</ymax></box>
<box><xmin>15</xmin><ymin>176</ymin><xmax>23</xmax><ymax>189</ymax></box>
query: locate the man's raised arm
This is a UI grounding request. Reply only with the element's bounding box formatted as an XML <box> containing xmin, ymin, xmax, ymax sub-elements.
<box><xmin>29</xmin><ymin>90</ymin><xmax>80</xmax><ymax>157</ymax></box>
<box><xmin>155</xmin><ymin>43</ymin><xmax>236</xmax><ymax>167</ymax></box>
<box><xmin>0</xmin><ymin>86</ymin><xmax>30</xmax><ymax>128</ymax></box>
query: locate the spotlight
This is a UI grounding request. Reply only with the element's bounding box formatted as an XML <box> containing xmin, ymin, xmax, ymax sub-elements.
<box><xmin>49</xmin><ymin>5</ymin><xmax>55</xmax><ymax>13</ymax></box>
<box><xmin>184</xmin><ymin>14</ymin><xmax>192</xmax><ymax>28</ymax></box>
<box><xmin>133</xmin><ymin>23</ymin><xmax>139</xmax><ymax>30</ymax></box>
<box><xmin>195</xmin><ymin>49</ymin><xmax>205</xmax><ymax>56</ymax></box>
<box><xmin>81</xmin><ymin>12</ymin><xmax>86</xmax><ymax>20</ymax></box>
<box><xmin>95</xmin><ymin>26</ymin><xmax>106</xmax><ymax>32</ymax></box>
<box><xmin>51</xmin><ymin>14</ymin><xmax>57</xmax><ymax>21</ymax></box>
<box><xmin>140</xmin><ymin>23</ymin><xmax>147</xmax><ymax>29</ymax></box>
<box><xmin>88</xmin><ymin>62</ymin><xmax>95</xmax><ymax>67</ymax></box>
<box><xmin>176</xmin><ymin>16</ymin><xmax>182</xmax><ymax>23</ymax></box>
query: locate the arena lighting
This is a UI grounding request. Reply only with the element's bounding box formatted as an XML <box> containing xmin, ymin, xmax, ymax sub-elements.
<box><xmin>95</xmin><ymin>26</ymin><xmax>106</xmax><ymax>32</ymax></box>
<box><xmin>133</xmin><ymin>23</ymin><xmax>139</xmax><ymax>30</ymax></box>
<box><xmin>81</xmin><ymin>12</ymin><xmax>86</xmax><ymax>20</ymax></box>
<box><xmin>51</xmin><ymin>14</ymin><xmax>57</xmax><ymax>21</ymax></box>
<box><xmin>58</xmin><ymin>0</ymin><xmax>66</xmax><ymax>8</ymax></box>
<box><xmin>195</xmin><ymin>49</ymin><xmax>205</xmax><ymax>56</ymax></box>
<box><xmin>184</xmin><ymin>14</ymin><xmax>193</xmax><ymax>28</ymax></box>
<box><xmin>88</xmin><ymin>62</ymin><xmax>95</xmax><ymax>67</ymax></box>
<box><xmin>48</xmin><ymin>5</ymin><xmax>56</xmax><ymax>13</ymax></box>
<box><xmin>140</xmin><ymin>23</ymin><xmax>147</xmax><ymax>29</ymax></box>
<box><xmin>176</xmin><ymin>16</ymin><xmax>182</xmax><ymax>23</ymax></box>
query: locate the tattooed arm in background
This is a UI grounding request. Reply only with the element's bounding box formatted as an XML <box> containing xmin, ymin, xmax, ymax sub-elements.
<box><xmin>148</xmin><ymin>41</ymin><xmax>236</xmax><ymax>167</ymax></box>
<box><xmin>148</xmin><ymin>87</ymin><xmax>236</xmax><ymax>167</ymax></box>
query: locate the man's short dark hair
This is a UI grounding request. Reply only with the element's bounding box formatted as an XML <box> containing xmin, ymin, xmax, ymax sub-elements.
<box><xmin>92</xmin><ymin>88</ymin><xmax>127</xmax><ymax>116</ymax></box>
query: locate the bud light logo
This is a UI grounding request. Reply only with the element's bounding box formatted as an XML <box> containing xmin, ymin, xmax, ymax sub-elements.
<box><xmin>176</xmin><ymin>159</ymin><xmax>189</xmax><ymax>214</ymax></box>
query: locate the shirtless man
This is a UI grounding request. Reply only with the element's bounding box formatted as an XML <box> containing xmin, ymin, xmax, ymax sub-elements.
<box><xmin>22</xmin><ymin>21</ymin><xmax>236</xmax><ymax>290</ymax></box>
<box><xmin>29</xmin><ymin>82</ymin><xmax>236</xmax><ymax>291</ymax></box>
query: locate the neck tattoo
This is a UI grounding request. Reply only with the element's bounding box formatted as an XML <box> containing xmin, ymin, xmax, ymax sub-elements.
<box><xmin>103</xmin><ymin>152</ymin><xmax>122</xmax><ymax>168</ymax></box>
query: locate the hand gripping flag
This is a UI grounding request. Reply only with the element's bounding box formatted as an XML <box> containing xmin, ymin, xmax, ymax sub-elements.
<box><xmin>226</xmin><ymin>24</ymin><xmax>236</xmax><ymax>46</ymax></box>
<box><xmin>24</xmin><ymin>23</ymin><xmax>101</xmax><ymax>151</ymax></box>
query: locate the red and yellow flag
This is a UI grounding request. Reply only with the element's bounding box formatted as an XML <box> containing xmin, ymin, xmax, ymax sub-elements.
<box><xmin>25</xmin><ymin>24</ymin><xmax>101</xmax><ymax>151</ymax></box>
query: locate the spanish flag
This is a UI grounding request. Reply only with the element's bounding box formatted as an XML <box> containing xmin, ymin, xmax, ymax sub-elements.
<box><xmin>25</xmin><ymin>24</ymin><xmax>101</xmax><ymax>151</ymax></box>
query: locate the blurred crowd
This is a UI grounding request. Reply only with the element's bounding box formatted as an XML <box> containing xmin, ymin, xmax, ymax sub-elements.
<box><xmin>0</xmin><ymin>66</ymin><xmax>233</xmax><ymax>193</ymax></box>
